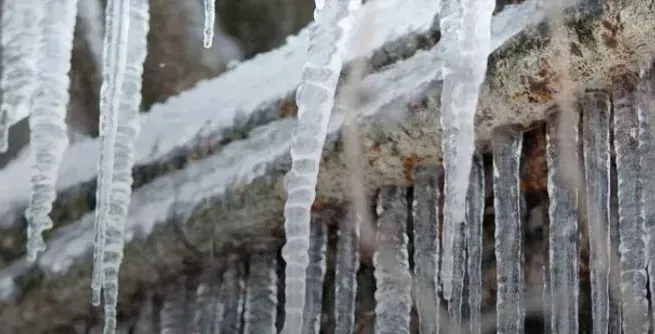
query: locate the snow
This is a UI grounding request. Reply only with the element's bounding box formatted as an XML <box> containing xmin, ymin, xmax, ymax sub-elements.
<box><xmin>280</xmin><ymin>0</ymin><xmax>360</xmax><ymax>331</ymax></box>
<box><xmin>24</xmin><ymin>0</ymin><xmax>78</xmax><ymax>261</ymax></box>
<box><xmin>0</xmin><ymin>0</ymin><xmax>444</xmax><ymax>229</ymax></box>
<box><xmin>0</xmin><ymin>0</ymin><xmax>578</xmax><ymax>301</ymax></box>
<box><xmin>491</xmin><ymin>128</ymin><xmax>524</xmax><ymax>333</ymax></box>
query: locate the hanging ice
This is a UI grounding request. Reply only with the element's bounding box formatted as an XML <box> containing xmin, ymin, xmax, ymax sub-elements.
<box><xmin>581</xmin><ymin>90</ymin><xmax>611</xmax><ymax>333</ymax></box>
<box><xmin>438</xmin><ymin>0</ymin><xmax>495</xmax><ymax>320</ymax></box>
<box><xmin>612</xmin><ymin>71</ymin><xmax>649</xmax><ymax>332</ymax></box>
<box><xmin>92</xmin><ymin>0</ymin><xmax>149</xmax><ymax>333</ymax></box>
<box><xmin>0</xmin><ymin>0</ymin><xmax>44</xmax><ymax>153</ymax></box>
<box><xmin>334</xmin><ymin>210</ymin><xmax>359</xmax><ymax>334</ymax></box>
<box><xmin>411</xmin><ymin>164</ymin><xmax>442</xmax><ymax>334</ymax></box>
<box><xmin>243</xmin><ymin>249</ymin><xmax>278</xmax><ymax>334</ymax></box>
<box><xmin>374</xmin><ymin>186</ymin><xmax>411</xmax><ymax>334</ymax></box>
<box><xmin>465</xmin><ymin>155</ymin><xmax>485</xmax><ymax>334</ymax></box>
<box><xmin>491</xmin><ymin>126</ymin><xmax>524</xmax><ymax>333</ymax></box>
<box><xmin>638</xmin><ymin>57</ymin><xmax>655</xmax><ymax>328</ymax></box>
<box><xmin>219</xmin><ymin>256</ymin><xmax>246</xmax><ymax>333</ymax></box>
<box><xmin>24</xmin><ymin>0</ymin><xmax>78</xmax><ymax>261</ymax></box>
<box><xmin>547</xmin><ymin>108</ymin><xmax>580</xmax><ymax>333</ymax></box>
<box><xmin>303</xmin><ymin>217</ymin><xmax>327</xmax><ymax>334</ymax></box>
<box><xmin>280</xmin><ymin>0</ymin><xmax>360</xmax><ymax>332</ymax></box>
<box><xmin>160</xmin><ymin>277</ymin><xmax>197</xmax><ymax>334</ymax></box>
<box><xmin>193</xmin><ymin>277</ymin><xmax>223</xmax><ymax>334</ymax></box>
<box><xmin>202</xmin><ymin>0</ymin><xmax>215</xmax><ymax>48</ymax></box>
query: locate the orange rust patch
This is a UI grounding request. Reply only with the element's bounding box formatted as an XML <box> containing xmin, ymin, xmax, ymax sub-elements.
<box><xmin>520</xmin><ymin>126</ymin><xmax>548</xmax><ymax>193</ymax></box>
<box><xmin>279</xmin><ymin>99</ymin><xmax>298</xmax><ymax>118</ymax></box>
<box><xmin>403</xmin><ymin>154</ymin><xmax>424</xmax><ymax>183</ymax></box>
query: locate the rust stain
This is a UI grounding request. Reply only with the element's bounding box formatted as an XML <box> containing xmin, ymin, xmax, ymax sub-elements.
<box><xmin>403</xmin><ymin>154</ymin><xmax>424</xmax><ymax>183</ymax></box>
<box><xmin>279</xmin><ymin>99</ymin><xmax>298</xmax><ymax>118</ymax></box>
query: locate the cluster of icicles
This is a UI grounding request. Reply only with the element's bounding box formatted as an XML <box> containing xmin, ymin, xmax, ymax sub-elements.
<box><xmin>4</xmin><ymin>0</ymin><xmax>655</xmax><ymax>332</ymax></box>
<box><xmin>1</xmin><ymin>0</ymin><xmax>216</xmax><ymax>332</ymax></box>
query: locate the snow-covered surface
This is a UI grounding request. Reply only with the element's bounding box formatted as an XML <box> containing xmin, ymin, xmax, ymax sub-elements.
<box><xmin>0</xmin><ymin>0</ymin><xmax>575</xmax><ymax>300</ymax></box>
<box><xmin>0</xmin><ymin>0</ymin><xmax>443</xmax><ymax>228</ymax></box>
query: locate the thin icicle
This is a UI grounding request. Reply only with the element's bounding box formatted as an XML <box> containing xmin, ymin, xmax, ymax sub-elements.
<box><xmin>581</xmin><ymin>90</ymin><xmax>611</xmax><ymax>333</ymax></box>
<box><xmin>133</xmin><ymin>292</ymin><xmax>157</xmax><ymax>334</ymax></box>
<box><xmin>194</xmin><ymin>281</ymin><xmax>223</xmax><ymax>334</ymax></box>
<box><xmin>638</xmin><ymin>57</ymin><xmax>655</xmax><ymax>329</ymax></box>
<box><xmin>465</xmin><ymin>155</ymin><xmax>485</xmax><ymax>334</ymax></box>
<box><xmin>91</xmin><ymin>0</ymin><xmax>130</xmax><ymax>306</ymax></box>
<box><xmin>303</xmin><ymin>216</ymin><xmax>327</xmax><ymax>334</ymax></box>
<box><xmin>219</xmin><ymin>256</ymin><xmax>246</xmax><ymax>334</ymax></box>
<box><xmin>160</xmin><ymin>277</ymin><xmax>197</xmax><ymax>334</ymax></box>
<box><xmin>0</xmin><ymin>0</ymin><xmax>43</xmax><ymax>152</ymax></box>
<box><xmin>202</xmin><ymin>0</ymin><xmax>215</xmax><ymax>48</ymax></box>
<box><xmin>412</xmin><ymin>164</ymin><xmax>442</xmax><ymax>334</ymax></box>
<box><xmin>438</xmin><ymin>1</ymin><xmax>495</xmax><ymax>321</ymax></box>
<box><xmin>491</xmin><ymin>126</ymin><xmax>524</xmax><ymax>333</ymax></box>
<box><xmin>24</xmin><ymin>0</ymin><xmax>78</xmax><ymax>261</ymax></box>
<box><xmin>77</xmin><ymin>0</ymin><xmax>105</xmax><ymax>70</ymax></box>
<box><xmin>547</xmin><ymin>108</ymin><xmax>580</xmax><ymax>333</ymax></box>
<box><xmin>334</xmin><ymin>210</ymin><xmax>360</xmax><ymax>334</ymax></box>
<box><xmin>612</xmin><ymin>71</ymin><xmax>649</xmax><ymax>333</ymax></box>
<box><xmin>243</xmin><ymin>249</ymin><xmax>278</xmax><ymax>334</ymax></box>
<box><xmin>374</xmin><ymin>186</ymin><xmax>411</xmax><ymax>334</ymax></box>
<box><xmin>95</xmin><ymin>1</ymin><xmax>149</xmax><ymax>333</ymax></box>
<box><xmin>280</xmin><ymin>1</ymin><xmax>360</xmax><ymax>331</ymax></box>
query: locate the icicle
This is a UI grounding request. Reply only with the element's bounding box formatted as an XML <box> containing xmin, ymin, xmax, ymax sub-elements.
<box><xmin>202</xmin><ymin>0</ymin><xmax>215</xmax><ymax>48</ymax></box>
<box><xmin>280</xmin><ymin>1</ymin><xmax>360</xmax><ymax>332</ymax></box>
<box><xmin>133</xmin><ymin>292</ymin><xmax>157</xmax><ymax>334</ymax></box>
<box><xmin>581</xmin><ymin>91</ymin><xmax>611</xmax><ymax>333</ymax></box>
<box><xmin>334</xmin><ymin>210</ymin><xmax>359</xmax><ymax>334</ymax></box>
<box><xmin>547</xmin><ymin>107</ymin><xmax>581</xmax><ymax>333</ymax></box>
<box><xmin>24</xmin><ymin>0</ymin><xmax>77</xmax><ymax>261</ymax></box>
<box><xmin>638</xmin><ymin>57</ymin><xmax>655</xmax><ymax>329</ymax></box>
<box><xmin>438</xmin><ymin>0</ymin><xmax>495</xmax><ymax>319</ymax></box>
<box><xmin>491</xmin><ymin>126</ymin><xmax>524</xmax><ymax>333</ymax></box>
<box><xmin>411</xmin><ymin>164</ymin><xmax>442</xmax><ymax>334</ymax></box>
<box><xmin>374</xmin><ymin>186</ymin><xmax>411</xmax><ymax>334</ymax></box>
<box><xmin>0</xmin><ymin>0</ymin><xmax>44</xmax><ymax>153</ymax></box>
<box><xmin>303</xmin><ymin>216</ymin><xmax>327</xmax><ymax>334</ymax></box>
<box><xmin>243</xmin><ymin>248</ymin><xmax>278</xmax><ymax>334</ymax></box>
<box><xmin>160</xmin><ymin>277</ymin><xmax>197</xmax><ymax>334</ymax></box>
<box><xmin>612</xmin><ymin>71</ymin><xmax>649</xmax><ymax>333</ymax></box>
<box><xmin>219</xmin><ymin>256</ymin><xmax>246</xmax><ymax>333</ymax></box>
<box><xmin>94</xmin><ymin>1</ymin><xmax>149</xmax><ymax>333</ymax></box>
<box><xmin>194</xmin><ymin>280</ymin><xmax>223</xmax><ymax>334</ymax></box>
<box><xmin>465</xmin><ymin>155</ymin><xmax>485</xmax><ymax>334</ymax></box>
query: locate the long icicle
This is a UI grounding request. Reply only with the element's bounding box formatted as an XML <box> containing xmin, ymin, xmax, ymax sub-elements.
<box><xmin>438</xmin><ymin>1</ymin><xmax>495</xmax><ymax>326</ymax></box>
<box><xmin>303</xmin><ymin>216</ymin><xmax>327</xmax><ymax>334</ymax></box>
<box><xmin>202</xmin><ymin>0</ymin><xmax>215</xmax><ymax>48</ymax></box>
<box><xmin>412</xmin><ymin>164</ymin><xmax>442</xmax><ymax>334</ymax></box>
<box><xmin>612</xmin><ymin>70</ymin><xmax>649</xmax><ymax>332</ymax></box>
<box><xmin>280</xmin><ymin>0</ymin><xmax>360</xmax><ymax>331</ymax></box>
<box><xmin>24</xmin><ymin>0</ymin><xmax>77</xmax><ymax>262</ymax></box>
<box><xmin>465</xmin><ymin>155</ymin><xmax>485</xmax><ymax>334</ymax></box>
<box><xmin>374</xmin><ymin>186</ymin><xmax>412</xmax><ymax>334</ymax></box>
<box><xmin>547</xmin><ymin>107</ymin><xmax>580</xmax><ymax>333</ymax></box>
<box><xmin>582</xmin><ymin>90</ymin><xmax>611</xmax><ymax>333</ymax></box>
<box><xmin>334</xmin><ymin>210</ymin><xmax>360</xmax><ymax>334</ymax></box>
<box><xmin>638</xmin><ymin>56</ymin><xmax>655</xmax><ymax>331</ymax></box>
<box><xmin>491</xmin><ymin>126</ymin><xmax>524</xmax><ymax>333</ymax></box>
